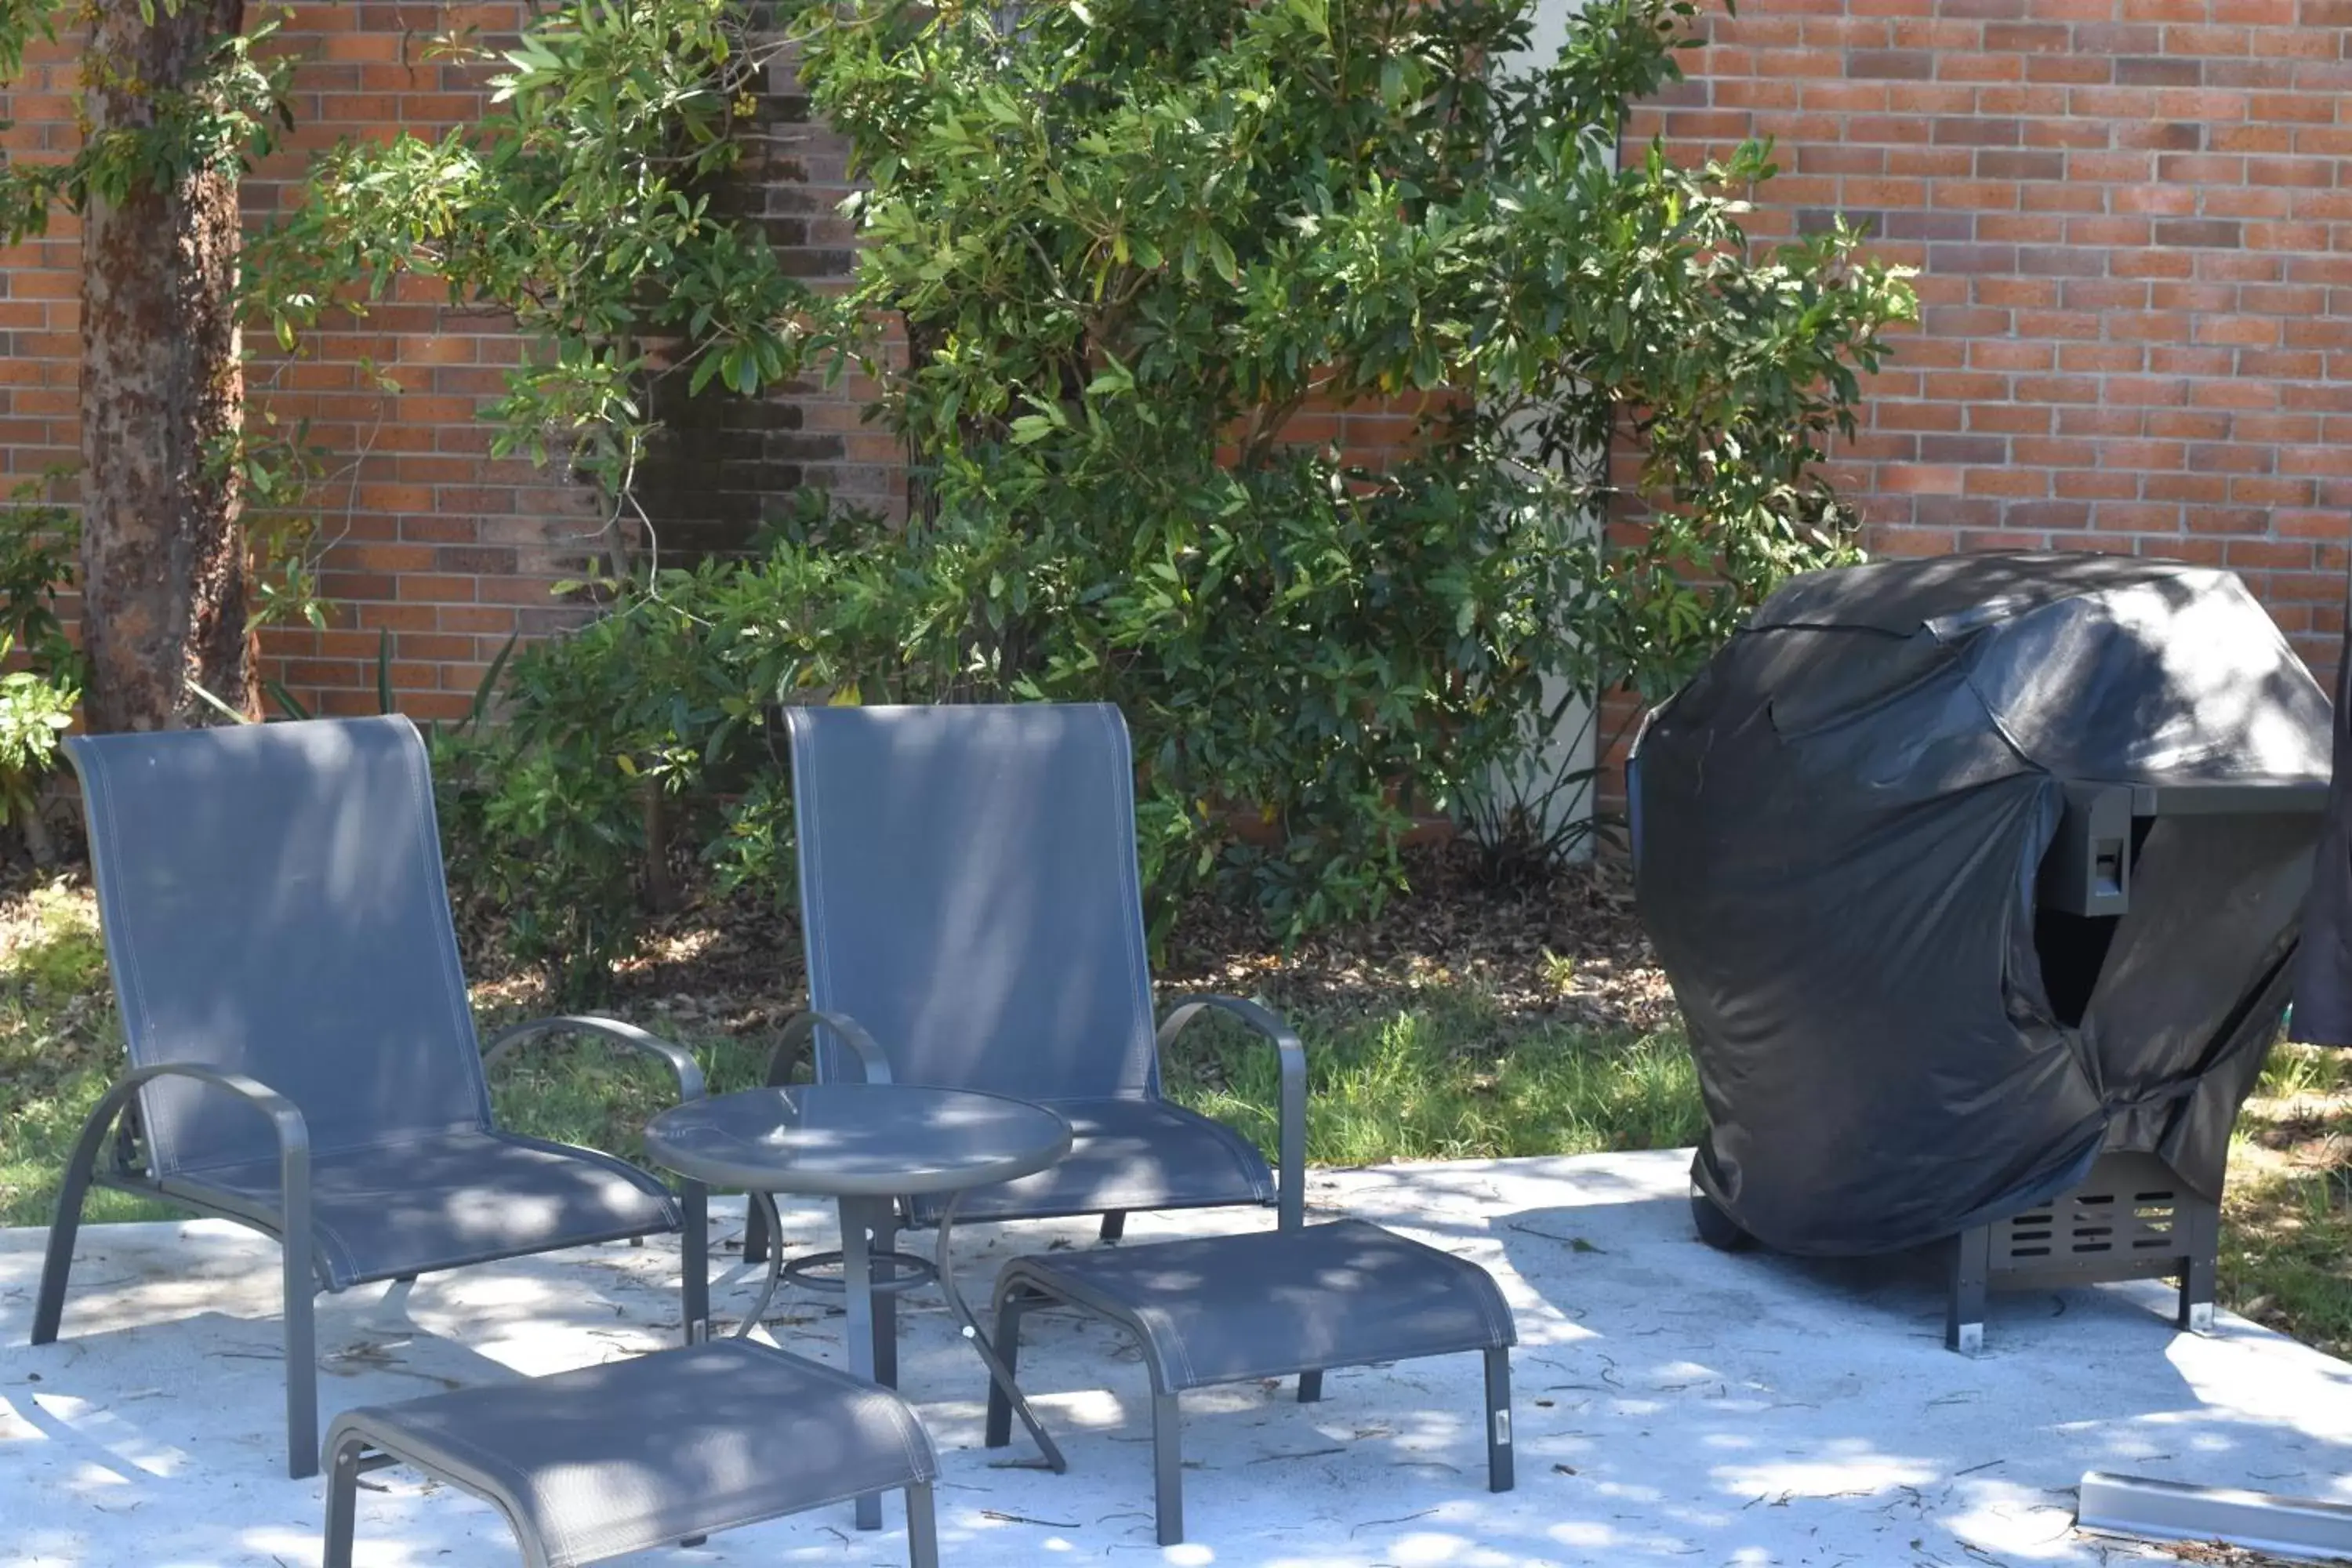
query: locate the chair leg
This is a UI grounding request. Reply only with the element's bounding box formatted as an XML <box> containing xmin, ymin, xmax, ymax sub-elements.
<box><xmin>983</xmin><ymin>1290</ymin><xmax>1029</xmax><ymax>1450</ymax></box>
<box><xmin>681</xmin><ymin>1181</ymin><xmax>711</xmax><ymax>1345</ymax></box>
<box><xmin>322</xmin><ymin>1436</ymin><xmax>366</xmax><ymax>1568</ymax></box>
<box><xmin>1298</xmin><ymin>1369</ymin><xmax>1323</xmax><ymax>1403</ymax></box>
<box><xmin>283</xmin><ymin>1240</ymin><xmax>320</xmax><ymax>1479</ymax></box>
<box><xmin>31</xmin><ymin>1091</ymin><xmax>114</xmax><ymax>1345</ymax></box>
<box><xmin>278</xmin><ymin>1134</ymin><xmax>321</xmax><ymax>1481</ymax></box>
<box><xmin>1153</xmin><ymin>1391</ymin><xmax>1185</xmax><ymax>1546</ymax></box>
<box><xmin>1099</xmin><ymin>1210</ymin><xmax>1126</xmax><ymax>1243</ymax></box>
<box><xmin>1484</xmin><ymin>1347</ymin><xmax>1515</xmax><ymax>1493</ymax></box>
<box><xmin>906</xmin><ymin>1479</ymin><xmax>940</xmax><ymax>1568</ymax></box>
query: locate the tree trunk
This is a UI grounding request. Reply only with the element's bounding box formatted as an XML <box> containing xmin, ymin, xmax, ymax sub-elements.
<box><xmin>77</xmin><ymin>0</ymin><xmax>255</xmax><ymax>733</ymax></box>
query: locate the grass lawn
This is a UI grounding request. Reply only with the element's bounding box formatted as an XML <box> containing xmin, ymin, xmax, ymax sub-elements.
<box><xmin>2223</xmin><ymin>1040</ymin><xmax>2352</xmax><ymax>1358</ymax></box>
<box><xmin>0</xmin><ymin>873</ymin><xmax>1697</xmax><ymax>1229</ymax></box>
<box><xmin>5</xmin><ymin>869</ymin><xmax>2345</xmax><ymax>1363</ymax></box>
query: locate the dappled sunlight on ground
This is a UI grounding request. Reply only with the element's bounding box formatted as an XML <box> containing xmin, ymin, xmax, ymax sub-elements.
<box><xmin>4</xmin><ymin>1152</ymin><xmax>2349</xmax><ymax>1565</ymax></box>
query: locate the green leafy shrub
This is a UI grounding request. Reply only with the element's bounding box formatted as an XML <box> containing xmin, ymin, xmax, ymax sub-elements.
<box><xmin>767</xmin><ymin>0</ymin><xmax>1911</xmax><ymax>920</ymax></box>
<box><xmin>0</xmin><ymin>647</ymin><xmax>74</xmax><ymax>853</ymax></box>
<box><xmin>281</xmin><ymin>0</ymin><xmax>1912</xmax><ymax>984</ymax></box>
<box><xmin>0</xmin><ymin>489</ymin><xmax>82</xmax><ymax>865</ymax></box>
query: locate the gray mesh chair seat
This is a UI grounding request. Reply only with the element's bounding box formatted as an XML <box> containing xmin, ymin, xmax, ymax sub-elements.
<box><xmin>988</xmin><ymin>1218</ymin><xmax>1518</xmax><ymax>1544</ymax></box>
<box><xmin>159</xmin><ymin>1131</ymin><xmax>679</xmax><ymax>1290</ymax></box>
<box><xmin>31</xmin><ymin>717</ymin><xmax>710</xmax><ymax>1479</ymax></box>
<box><xmin>323</xmin><ymin>1339</ymin><xmax>938</xmax><ymax>1568</ymax></box>
<box><xmin>903</xmin><ymin>1097</ymin><xmax>1274</xmax><ymax>1225</ymax></box>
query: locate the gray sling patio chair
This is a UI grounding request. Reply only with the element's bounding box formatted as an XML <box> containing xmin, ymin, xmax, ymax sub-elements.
<box><xmin>742</xmin><ymin>702</ymin><xmax>1306</xmax><ymax>1306</ymax></box>
<box><xmin>30</xmin><ymin>716</ymin><xmax>710</xmax><ymax>1479</ymax></box>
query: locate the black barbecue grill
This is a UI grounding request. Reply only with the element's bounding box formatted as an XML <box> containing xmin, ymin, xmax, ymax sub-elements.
<box><xmin>1632</xmin><ymin>553</ymin><xmax>2332</xmax><ymax>1353</ymax></box>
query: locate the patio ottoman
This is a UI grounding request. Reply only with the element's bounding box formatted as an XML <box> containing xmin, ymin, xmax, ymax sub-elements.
<box><xmin>321</xmin><ymin>1339</ymin><xmax>938</xmax><ymax>1568</ymax></box>
<box><xmin>984</xmin><ymin>1218</ymin><xmax>1516</xmax><ymax>1544</ymax></box>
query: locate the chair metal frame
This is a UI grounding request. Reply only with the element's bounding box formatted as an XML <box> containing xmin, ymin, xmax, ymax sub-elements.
<box><xmin>33</xmin><ymin>1015</ymin><xmax>708</xmax><ymax>1479</ymax></box>
<box><xmin>30</xmin><ymin>719</ymin><xmax>711</xmax><ymax>1479</ymax></box>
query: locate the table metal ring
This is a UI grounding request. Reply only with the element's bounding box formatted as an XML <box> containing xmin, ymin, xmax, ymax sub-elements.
<box><xmin>780</xmin><ymin>1247</ymin><xmax>941</xmax><ymax>1297</ymax></box>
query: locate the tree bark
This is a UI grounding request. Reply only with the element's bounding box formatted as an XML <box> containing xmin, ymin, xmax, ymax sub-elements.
<box><xmin>77</xmin><ymin>0</ymin><xmax>255</xmax><ymax>733</ymax></box>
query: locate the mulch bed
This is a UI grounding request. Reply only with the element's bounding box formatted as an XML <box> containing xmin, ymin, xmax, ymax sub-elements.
<box><xmin>459</xmin><ymin>844</ymin><xmax>1675</xmax><ymax>1036</ymax></box>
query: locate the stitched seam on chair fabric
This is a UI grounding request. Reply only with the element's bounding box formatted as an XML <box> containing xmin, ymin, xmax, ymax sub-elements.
<box><xmin>644</xmin><ymin>1344</ymin><xmax>941</xmax><ymax>1487</ymax></box>
<box><xmin>393</xmin><ymin>719</ymin><xmax>498</xmax><ymax>1132</ymax></box>
<box><xmin>1334</xmin><ymin>1221</ymin><xmax>1514</xmax><ymax>1348</ymax></box>
<box><xmin>1137</xmin><ymin>1298</ymin><xmax>1193</xmax><ymax>1388</ymax></box>
<box><xmin>1096</xmin><ymin>705</ymin><xmax>1161</xmax><ymax>1098</ymax></box>
<box><xmin>150</xmin><ymin>1175</ymin><xmax>358</xmax><ymax>1286</ymax></box>
<box><xmin>1198</xmin><ymin>1112</ymin><xmax>1276</xmax><ymax>1201</ymax></box>
<box><xmin>328</xmin><ymin>1425</ymin><xmax>541</xmax><ymax>1559</ymax></box>
<box><xmin>167</xmin><ymin>1130</ymin><xmax>677</xmax><ymax>1282</ymax></box>
<box><xmin>338</xmin><ymin>1219</ymin><xmax>670</xmax><ymax>1285</ymax></box>
<box><xmin>490</xmin><ymin>1131</ymin><xmax>687</xmax><ymax>1229</ymax></box>
<box><xmin>1465</xmin><ymin>1262</ymin><xmax>1514</xmax><ymax>1347</ymax></box>
<box><xmin>1013</xmin><ymin>1261</ymin><xmax>1197</xmax><ymax>1390</ymax></box>
<box><xmin>350</xmin><ymin>1377</ymin><xmax>934</xmax><ymax>1554</ymax></box>
<box><xmin>1382</xmin><ymin>1227</ymin><xmax>1515</xmax><ymax>1347</ymax></box>
<box><xmin>344</xmin><ymin>1422</ymin><xmax>561</xmax><ymax>1553</ymax></box>
<box><xmin>1403</xmin><ymin>1232</ymin><xmax>1514</xmax><ymax>1349</ymax></box>
<box><xmin>789</xmin><ymin>712</ymin><xmax>839</xmax><ymax>1076</ymax></box>
<box><xmin>78</xmin><ymin>756</ymin><xmax>178</xmax><ymax>1174</ymax></box>
<box><xmin>1018</xmin><ymin>1229</ymin><xmax>1514</xmax><ymax>1380</ymax></box>
<box><xmin>725</xmin><ymin>1343</ymin><xmax>939</xmax><ymax>1480</ymax></box>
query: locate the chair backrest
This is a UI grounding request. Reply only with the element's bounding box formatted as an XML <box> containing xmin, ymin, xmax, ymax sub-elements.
<box><xmin>786</xmin><ymin>702</ymin><xmax>1160</xmax><ymax>1099</ymax></box>
<box><xmin>68</xmin><ymin>716</ymin><xmax>490</xmax><ymax>1174</ymax></box>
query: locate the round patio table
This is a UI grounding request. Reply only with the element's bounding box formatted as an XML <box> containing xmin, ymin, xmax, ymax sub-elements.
<box><xmin>644</xmin><ymin>1083</ymin><xmax>1073</xmax><ymax>1528</ymax></box>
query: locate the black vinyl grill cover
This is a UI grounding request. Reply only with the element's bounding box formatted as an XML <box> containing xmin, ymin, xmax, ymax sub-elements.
<box><xmin>1634</xmin><ymin>553</ymin><xmax>2332</xmax><ymax>1256</ymax></box>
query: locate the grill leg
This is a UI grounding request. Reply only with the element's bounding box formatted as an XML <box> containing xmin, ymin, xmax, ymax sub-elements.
<box><xmin>1099</xmin><ymin>1210</ymin><xmax>1126</xmax><ymax>1243</ymax></box>
<box><xmin>1484</xmin><ymin>1347</ymin><xmax>1515</xmax><ymax>1492</ymax></box>
<box><xmin>2178</xmin><ymin>1202</ymin><xmax>2217</xmax><ymax>1334</ymax></box>
<box><xmin>1153</xmin><ymin>1391</ymin><xmax>1185</xmax><ymax>1546</ymax></box>
<box><xmin>1298</xmin><ymin>1369</ymin><xmax>1323</xmax><ymax>1403</ymax></box>
<box><xmin>1947</xmin><ymin>1225</ymin><xmax>1989</xmax><ymax>1356</ymax></box>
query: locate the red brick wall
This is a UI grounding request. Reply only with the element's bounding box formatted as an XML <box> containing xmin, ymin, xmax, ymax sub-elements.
<box><xmin>0</xmin><ymin>3</ymin><xmax>883</xmax><ymax>720</ymax></box>
<box><xmin>1596</xmin><ymin>0</ymin><xmax>2352</xmax><ymax>817</ymax></box>
<box><xmin>10</xmin><ymin>2</ymin><xmax>2339</xmax><ymax>829</ymax></box>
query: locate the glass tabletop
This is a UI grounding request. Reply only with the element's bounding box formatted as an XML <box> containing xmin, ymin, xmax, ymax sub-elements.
<box><xmin>643</xmin><ymin>1083</ymin><xmax>1073</xmax><ymax>1196</ymax></box>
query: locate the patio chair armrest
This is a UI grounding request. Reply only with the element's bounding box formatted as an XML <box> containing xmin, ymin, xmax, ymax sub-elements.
<box><xmin>90</xmin><ymin>1064</ymin><xmax>312</xmax><ymax>1162</ymax></box>
<box><xmin>1156</xmin><ymin>993</ymin><xmax>1308</xmax><ymax>1231</ymax></box>
<box><xmin>763</xmin><ymin>1008</ymin><xmax>895</xmax><ymax>1087</ymax></box>
<box><xmin>62</xmin><ymin>1065</ymin><xmax>313</xmax><ymax>1241</ymax></box>
<box><xmin>481</xmin><ymin>1015</ymin><xmax>707</xmax><ymax>1103</ymax></box>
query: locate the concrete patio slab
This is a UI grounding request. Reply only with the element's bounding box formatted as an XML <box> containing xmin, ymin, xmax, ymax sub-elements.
<box><xmin>2</xmin><ymin>1149</ymin><xmax>2347</xmax><ymax>1567</ymax></box>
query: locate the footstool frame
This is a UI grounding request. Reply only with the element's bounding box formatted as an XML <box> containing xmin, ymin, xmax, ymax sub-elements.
<box><xmin>985</xmin><ymin>1218</ymin><xmax>1516</xmax><ymax>1544</ymax></box>
<box><xmin>321</xmin><ymin>1341</ymin><xmax>938</xmax><ymax>1568</ymax></box>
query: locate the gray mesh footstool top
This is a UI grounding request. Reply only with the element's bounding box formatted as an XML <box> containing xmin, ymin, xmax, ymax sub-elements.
<box><xmin>988</xmin><ymin>1218</ymin><xmax>1518</xmax><ymax>1544</ymax></box>
<box><xmin>322</xmin><ymin>1339</ymin><xmax>938</xmax><ymax>1568</ymax></box>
